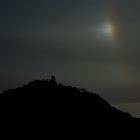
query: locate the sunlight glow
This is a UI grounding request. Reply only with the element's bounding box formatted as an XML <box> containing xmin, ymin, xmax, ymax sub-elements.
<box><xmin>102</xmin><ymin>22</ymin><xmax>115</xmax><ymax>38</ymax></box>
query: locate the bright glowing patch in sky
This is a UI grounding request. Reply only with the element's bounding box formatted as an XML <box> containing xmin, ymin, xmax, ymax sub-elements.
<box><xmin>106</xmin><ymin>23</ymin><xmax>114</xmax><ymax>35</ymax></box>
<box><xmin>97</xmin><ymin>21</ymin><xmax>118</xmax><ymax>46</ymax></box>
<box><xmin>102</xmin><ymin>22</ymin><xmax>115</xmax><ymax>38</ymax></box>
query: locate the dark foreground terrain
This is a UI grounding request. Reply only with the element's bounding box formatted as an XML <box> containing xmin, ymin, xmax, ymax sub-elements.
<box><xmin>1</xmin><ymin>76</ymin><xmax>140</xmax><ymax>137</ymax></box>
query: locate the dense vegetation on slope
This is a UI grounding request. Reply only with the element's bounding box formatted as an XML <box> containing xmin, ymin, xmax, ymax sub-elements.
<box><xmin>1</xmin><ymin>76</ymin><xmax>140</xmax><ymax>136</ymax></box>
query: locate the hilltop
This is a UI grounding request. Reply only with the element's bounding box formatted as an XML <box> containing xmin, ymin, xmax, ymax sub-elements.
<box><xmin>1</xmin><ymin>76</ymin><xmax>140</xmax><ymax>136</ymax></box>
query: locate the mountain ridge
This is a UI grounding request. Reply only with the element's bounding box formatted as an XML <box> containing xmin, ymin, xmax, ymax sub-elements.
<box><xmin>1</xmin><ymin>76</ymin><xmax>140</xmax><ymax>135</ymax></box>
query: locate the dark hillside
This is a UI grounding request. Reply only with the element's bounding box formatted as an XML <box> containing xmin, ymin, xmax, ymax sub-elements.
<box><xmin>1</xmin><ymin>76</ymin><xmax>140</xmax><ymax>136</ymax></box>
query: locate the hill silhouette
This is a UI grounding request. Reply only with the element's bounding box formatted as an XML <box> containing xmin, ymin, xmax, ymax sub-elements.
<box><xmin>1</xmin><ymin>76</ymin><xmax>140</xmax><ymax>136</ymax></box>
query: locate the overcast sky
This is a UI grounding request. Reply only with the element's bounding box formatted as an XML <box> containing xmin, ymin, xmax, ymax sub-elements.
<box><xmin>1</xmin><ymin>0</ymin><xmax>140</xmax><ymax>108</ymax></box>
